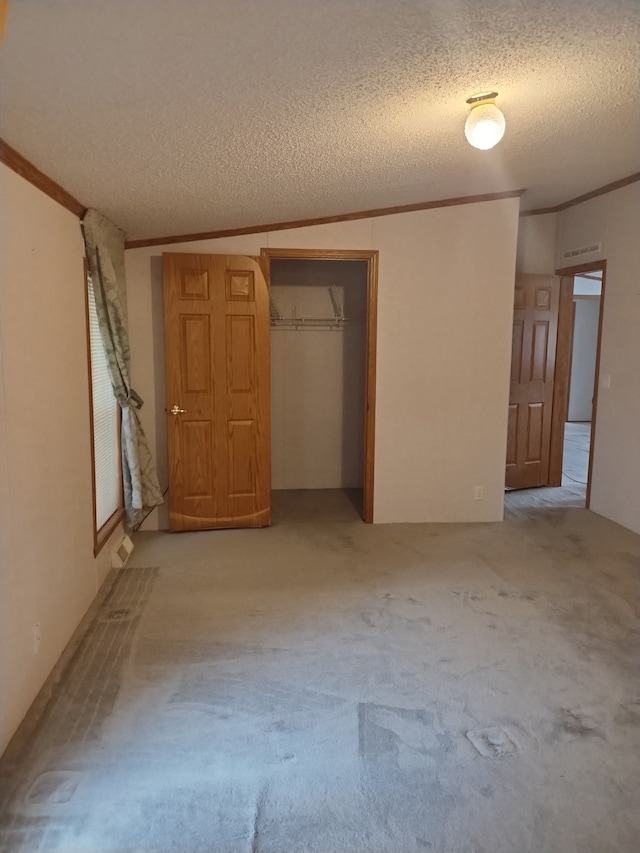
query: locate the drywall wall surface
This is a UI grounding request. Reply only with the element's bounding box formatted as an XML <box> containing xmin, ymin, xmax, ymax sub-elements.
<box><xmin>0</xmin><ymin>164</ymin><xmax>121</xmax><ymax>754</ymax></box>
<box><xmin>556</xmin><ymin>193</ymin><xmax>608</xmax><ymax>270</ymax></box>
<box><xmin>270</xmin><ymin>260</ymin><xmax>367</xmax><ymax>489</ymax></box>
<box><xmin>567</xmin><ymin>298</ymin><xmax>600</xmax><ymax>422</ymax></box>
<box><xmin>265</xmin><ymin>218</ymin><xmax>374</xmax><ymax>250</ymax></box>
<box><xmin>125</xmin><ymin>200</ymin><xmax>519</xmax><ymax>527</ymax></box>
<box><xmin>516</xmin><ymin>212</ymin><xmax>558</xmax><ymax>274</ymax></box>
<box><xmin>0</xmin><ymin>337</ymin><xmax>11</xmax><ymax>736</ymax></box>
<box><xmin>558</xmin><ymin>182</ymin><xmax>640</xmax><ymax>534</ymax></box>
<box><xmin>371</xmin><ymin>199</ymin><xmax>520</xmax><ymax>522</ymax></box>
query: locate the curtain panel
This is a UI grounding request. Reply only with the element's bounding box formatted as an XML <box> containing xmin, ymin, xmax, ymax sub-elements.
<box><xmin>82</xmin><ymin>209</ymin><xmax>163</xmax><ymax>527</ymax></box>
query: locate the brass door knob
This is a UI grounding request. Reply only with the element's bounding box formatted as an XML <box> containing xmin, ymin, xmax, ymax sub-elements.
<box><xmin>170</xmin><ymin>404</ymin><xmax>187</xmax><ymax>415</ymax></box>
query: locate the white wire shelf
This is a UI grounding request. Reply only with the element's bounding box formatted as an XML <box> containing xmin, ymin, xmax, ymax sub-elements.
<box><xmin>270</xmin><ymin>317</ymin><xmax>364</xmax><ymax>330</ymax></box>
<box><xmin>269</xmin><ymin>286</ymin><xmax>365</xmax><ymax>330</ymax></box>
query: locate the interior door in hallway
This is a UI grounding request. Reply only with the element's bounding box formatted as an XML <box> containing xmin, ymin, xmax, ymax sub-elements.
<box><xmin>506</xmin><ymin>274</ymin><xmax>560</xmax><ymax>489</ymax></box>
<box><xmin>163</xmin><ymin>253</ymin><xmax>271</xmax><ymax>530</ymax></box>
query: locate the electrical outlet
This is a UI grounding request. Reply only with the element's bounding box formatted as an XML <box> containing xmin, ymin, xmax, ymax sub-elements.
<box><xmin>33</xmin><ymin>623</ymin><xmax>41</xmax><ymax>655</ymax></box>
<box><xmin>474</xmin><ymin>485</ymin><xmax>484</xmax><ymax>501</ymax></box>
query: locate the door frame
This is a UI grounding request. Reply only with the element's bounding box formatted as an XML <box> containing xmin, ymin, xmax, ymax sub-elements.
<box><xmin>549</xmin><ymin>260</ymin><xmax>607</xmax><ymax>507</ymax></box>
<box><xmin>260</xmin><ymin>248</ymin><xmax>378</xmax><ymax>523</ymax></box>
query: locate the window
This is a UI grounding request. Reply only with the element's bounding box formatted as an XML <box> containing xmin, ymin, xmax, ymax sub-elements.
<box><xmin>86</xmin><ymin>266</ymin><xmax>123</xmax><ymax>552</ymax></box>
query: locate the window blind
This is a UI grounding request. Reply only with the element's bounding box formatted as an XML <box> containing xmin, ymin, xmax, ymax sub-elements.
<box><xmin>88</xmin><ymin>278</ymin><xmax>121</xmax><ymax>530</ymax></box>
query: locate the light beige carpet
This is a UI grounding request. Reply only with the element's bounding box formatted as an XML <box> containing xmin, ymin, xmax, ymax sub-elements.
<box><xmin>1</xmin><ymin>490</ymin><xmax>639</xmax><ymax>852</ymax></box>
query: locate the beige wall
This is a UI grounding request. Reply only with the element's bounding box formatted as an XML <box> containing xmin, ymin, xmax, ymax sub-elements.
<box><xmin>126</xmin><ymin>196</ymin><xmax>520</xmax><ymax>526</ymax></box>
<box><xmin>516</xmin><ymin>212</ymin><xmax>558</xmax><ymax>274</ymax></box>
<box><xmin>0</xmin><ymin>165</ymin><xmax>121</xmax><ymax>754</ymax></box>
<box><xmin>371</xmin><ymin>202</ymin><xmax>519</xmax><ymax>522</ymax></box>
<box><xmin>556</xmin><ymin>182</ymin><xmax>640</xmax><ymax>534</ymax></box>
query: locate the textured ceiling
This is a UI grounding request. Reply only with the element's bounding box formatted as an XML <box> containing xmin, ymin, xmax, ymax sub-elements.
<box><xmin>1</xmin><ymin>0</ymin><xmax>639</xmax><ymax>240</ymax></box>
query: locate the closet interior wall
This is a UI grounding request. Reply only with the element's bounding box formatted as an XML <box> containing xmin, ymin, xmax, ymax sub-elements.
<box><xmin>270</xmin><ymin>259</ymin><xmax>368</xmax><ymax>491</ymax></box>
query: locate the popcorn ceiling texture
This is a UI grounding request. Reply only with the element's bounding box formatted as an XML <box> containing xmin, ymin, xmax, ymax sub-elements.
<box><xmin>0</xmin><ymin>0</ymin><xmax>638</xmax><ymax>240</ymax></box>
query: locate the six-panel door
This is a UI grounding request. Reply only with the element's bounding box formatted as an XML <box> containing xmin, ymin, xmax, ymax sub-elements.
<box><xmin>506</xmin><ymin>274</ymin><xmax>560</xmax><ymax>490</ymax></box>
<box><xmin>163</xmin><ymin>253</ymin><xmax>271</xmax><ymax>530</ymax></box>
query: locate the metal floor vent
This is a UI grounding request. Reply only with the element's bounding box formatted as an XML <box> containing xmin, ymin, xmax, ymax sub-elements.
<box><xmin>112</xmin><ymin>534</ymin><xmax>134</xmax><ymax>569</ymax></box>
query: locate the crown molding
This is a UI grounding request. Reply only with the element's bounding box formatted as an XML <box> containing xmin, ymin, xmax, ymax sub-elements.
<box><xmin>520</xmin><ymin>172</ymin><xmax>640</xmax><ymax>217</ymax></box>
<box><xmin>3</xmin><ymin>135</ymin><xmax>637</xmax><ymax>239</ymax></box>
<box><xmin>124</xmin><ymin>190</ymin><xmax>525</xmax><ymax>249</ymax></box>
<box><xmin>0</xmin><ymin>138</ymin><xmax>86</xmax><ymax>218</ymax></box>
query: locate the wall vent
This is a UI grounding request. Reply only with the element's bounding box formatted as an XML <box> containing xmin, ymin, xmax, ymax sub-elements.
<box><xmin>112</xmin><ymin>534</ymin><xmax>134</xmax><ymax>569</ymax></box>
<box><xmin>562</xmin><ymin>242</ymin><xmax>602</xmax><ymax>261</ymax></box>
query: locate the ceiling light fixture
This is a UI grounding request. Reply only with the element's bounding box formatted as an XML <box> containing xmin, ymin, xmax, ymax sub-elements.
<box><xmin>464</xmin><ymin>92</ymin><xmax>505</xmax><ymax>150</ymax></box>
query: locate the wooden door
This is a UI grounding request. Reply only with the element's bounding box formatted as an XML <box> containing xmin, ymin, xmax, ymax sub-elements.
<box><xmin>506</xmin><ymin>274</ymin><xmax>560</xmax><ymax>489</ymax></box>
<box><xmin>163</xmin><ymin>253</ymin><xmax>271</xmax><ymax>530</ymax></box>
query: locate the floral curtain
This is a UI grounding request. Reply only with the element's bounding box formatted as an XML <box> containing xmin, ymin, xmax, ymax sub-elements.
<box><xmin>82</xmin><ymin>208</ymin><xmax>163</xmax><ymax>527</ymax></box>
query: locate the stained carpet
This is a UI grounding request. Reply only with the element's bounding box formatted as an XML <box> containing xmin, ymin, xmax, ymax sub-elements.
<box><xmin>1</xmin><ymin>490</ymin><xmax>639</xmax><ymax>852</ymax></box>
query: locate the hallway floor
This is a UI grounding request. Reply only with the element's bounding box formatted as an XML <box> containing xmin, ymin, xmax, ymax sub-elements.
<box><xmin>1</xmin><ymin>490</ymin><xmax>639</xmax><ymax>852</ymax></box>
<box><xmin>561</xmin><ymin>422</ymin><xmax>591</xmax><ymax>487</ymax></box>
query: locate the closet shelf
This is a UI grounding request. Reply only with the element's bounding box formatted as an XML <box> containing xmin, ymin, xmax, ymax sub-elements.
<box><xmin>270</xmin><ymin>317</ymin><xmax>364</xmax><ymax>331</ymax></box>
<box><xmin>270</xmin><ymin>286</ymin><xmax>365</xmax><ymax>329</ymax></box>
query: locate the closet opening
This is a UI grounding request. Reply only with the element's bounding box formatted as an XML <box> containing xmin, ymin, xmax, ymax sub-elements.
<box><xmin>261</xmin><ymin>249</ymin><xmax>378</xmax><ymax>523</ymax></box>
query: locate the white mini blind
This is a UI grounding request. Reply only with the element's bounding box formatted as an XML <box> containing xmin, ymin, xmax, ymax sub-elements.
<box><xmin>88</xmin><ymin>277</ymin><xmax>121</xmax><ymax>530</ymax></box>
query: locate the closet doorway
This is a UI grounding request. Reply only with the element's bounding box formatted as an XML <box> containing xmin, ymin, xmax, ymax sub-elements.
<box><xmin>261</xmin><ymin>249</ymin><xmax>378</xmax><ymax>523</ymax></box>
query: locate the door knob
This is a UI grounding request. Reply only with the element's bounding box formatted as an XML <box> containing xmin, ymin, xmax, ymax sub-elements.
<box><xmin>170</xmin><ymin>404</ymin><xmax>187</xmax><ymax>415</ymax></box>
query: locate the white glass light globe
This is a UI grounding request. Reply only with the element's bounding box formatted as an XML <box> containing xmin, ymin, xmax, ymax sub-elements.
<box><xmin>464</xmin><ymin>103</ymin><xmax>506</xmax><ymax>150</ymax></box>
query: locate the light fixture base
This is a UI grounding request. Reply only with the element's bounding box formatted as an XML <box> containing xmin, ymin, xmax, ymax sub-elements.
<box><xmin>466</xmin><ymin>91</ymin><xmax>499</xmax><ymax>106</ymax></box>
